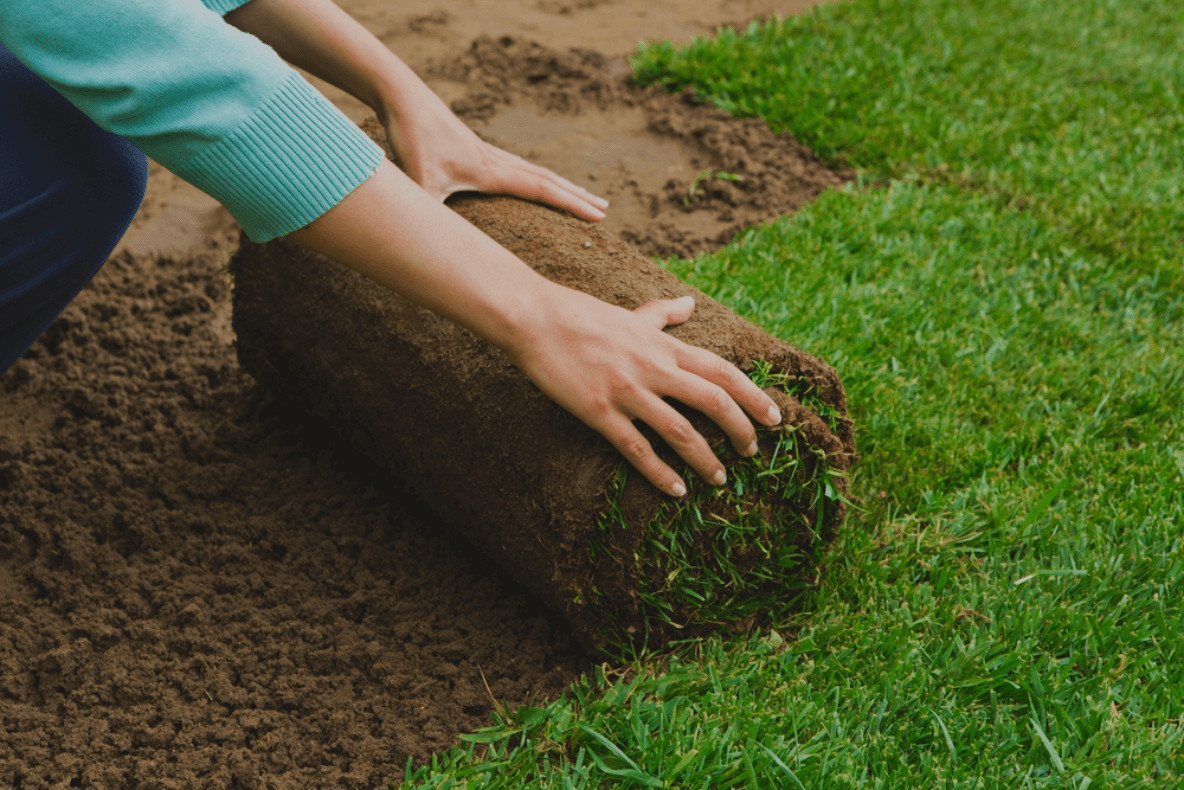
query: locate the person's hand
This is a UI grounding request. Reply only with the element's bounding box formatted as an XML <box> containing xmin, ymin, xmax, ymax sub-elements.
<box><xmin>507</xmin><ymin>287</ymin><xmax>783</xmax><ymax>496</ymax></box>
<box><xmin>291</xmin><ymin>160</ymin><xmax>775</xmax><ymax>498</ymax></box>
<box><xmin>377</xmin><ymin>88</ymin><xmax>609</xmax><ymax>223</ymax></box>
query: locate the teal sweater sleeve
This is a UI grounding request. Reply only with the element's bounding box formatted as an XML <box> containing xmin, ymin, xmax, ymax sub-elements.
<box><xmin>0</xmin><ymin>0</ymin><xmax>384</xmax><ymax>241</ymax></box>
<box><xmin>202</xmin><ymin>0</ymin><xmax>254</xmax><ymax>14</ymax></box>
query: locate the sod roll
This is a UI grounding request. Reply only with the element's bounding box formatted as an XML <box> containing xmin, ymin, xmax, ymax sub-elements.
<box><xmin>231</xmin><ymin>165</ymin><xmax>854</xmax><ymax>651</ymax></box>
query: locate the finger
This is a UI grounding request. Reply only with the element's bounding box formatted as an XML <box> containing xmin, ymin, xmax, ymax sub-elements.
<box><xmin>679</xmin><ymin>346</ymin><xmax>782</xmax><ymax>428</ymax></box>
<box><xmin>514</xmin><ymin>156</ymin><xmax>609</xmax><ymax>209</ymax></box>
<box><xmin>635</xmin><ymin>395</ymin><xmax>728</xmax><ymax>486</ymax></box>
<box><xmin>492</xmin><ymin>169</ymin><xmax>607</xmax><ymax>222</ymax></box>
<box><xmin>599</xmin><ymin>414</ymin><xmax>687</xmax><ymax>497</ymax></box>
<box><xmin>632</xmin><ymin>295</ymin><xmax>696</xmax><ymax>330</ymax></box>
<box><xmin>488</xmin><ymin>151</ymin><xmax>610</xmax><ymax>217</ymax></box>
<box><xmin>660</xmin><ymin>370</ymin><xmax>760</xmax><ymax>457</ymax></box>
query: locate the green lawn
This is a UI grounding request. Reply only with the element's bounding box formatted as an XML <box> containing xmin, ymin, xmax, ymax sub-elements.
<box><xmin>398</xmin><ymin>1</ymin><xmax>1184</xmax><ymax>786</ymax></box>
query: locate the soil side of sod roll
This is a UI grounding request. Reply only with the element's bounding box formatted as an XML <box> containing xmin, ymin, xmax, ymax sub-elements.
<box><xmin>231</xmin><ymin>150</ymin><xmax>854</xmax><ymax>650</ymax></box>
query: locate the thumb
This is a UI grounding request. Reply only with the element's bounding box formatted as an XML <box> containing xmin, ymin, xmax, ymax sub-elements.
<box><xmin>430</xmin><ymin>177</ymin><xmax>476</xmax><ymax>204</ymax></box>
<box><xmin>633</xmin><ymin>295</ymin><xmax>696</xmax><ymax>330</ymax></box>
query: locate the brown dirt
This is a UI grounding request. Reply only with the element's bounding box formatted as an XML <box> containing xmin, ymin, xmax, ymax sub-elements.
<box><xmin>1</xmin><ymin>1</ymin><xmax>842</xmax><ymax>787</ymax></box>
<box><xmin>438</xmin><ymin>36</ymin><xmax>851</xmax><ymax>258</ymax></box>
<box><xmin>0</xmin><ymin>248</ymin><xmax>585</xmax><ymax>788</ymax></box>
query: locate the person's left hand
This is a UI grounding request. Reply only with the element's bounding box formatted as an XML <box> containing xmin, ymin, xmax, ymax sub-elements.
<box><xmin>378</xmin><ymin>84</ymin><xmax>608</xmax><ymax>223</ymax></box>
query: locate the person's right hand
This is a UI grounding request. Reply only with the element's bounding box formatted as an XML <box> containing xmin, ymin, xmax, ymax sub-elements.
<box><xmin>291</xmin><ymin>160</ymin><xmax>779</xmax><ymax>497</ymax></box>
<box><xmin>506</xmin><ymin>286</ymin><xmax>783</xmax><ymax>496</ymax></box>
<box><xmin>223</xmin><ymin>0</ymin><xmax>608</xmax><ymax>222</ymax></box>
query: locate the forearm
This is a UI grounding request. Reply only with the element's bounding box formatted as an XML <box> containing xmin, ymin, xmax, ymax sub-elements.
<box><xmin>225</xmin><ymin>0</ymin><xmax>422</xmax><ymax>116</ymax></box>
<box><xmin>287</xmin><ymin>160</ymin><xmax>552</xmax><ymax>354</ymax></box>
<box><xmin>0</xmin><ymin>0</ymin><xmax>385</xmax><ymax>242</ymax></box>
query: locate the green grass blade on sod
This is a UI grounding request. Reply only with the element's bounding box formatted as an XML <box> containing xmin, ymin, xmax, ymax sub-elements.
<box><xmin>399</xmin><ymin>0</ymin><xmax>1184</xmax><ymax>785</ymax></box>
<box><xmin>592</xmin><ymin>361</ymin><xmax>850</xmax><ymax>647</ymax></box>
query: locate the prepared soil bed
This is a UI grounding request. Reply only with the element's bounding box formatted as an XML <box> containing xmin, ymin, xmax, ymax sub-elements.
<box><xmin>0</xmin><ymin>10</ymin><xmax>846</xmax><ymax>789</ymax></box>
<box><xmin>0</xmin><ymin>248</ymin><xmax>586</xmax><ymax>788</ymax></box>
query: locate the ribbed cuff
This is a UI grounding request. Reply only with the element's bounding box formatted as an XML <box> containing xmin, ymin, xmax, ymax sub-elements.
<box><xmin>201</xmin><ymin>0</ymin><xmax>254</xmax><ymax>16</ymax></box>
<box><xmin>173</xmin><ymin>71</ymin><xmax>384</xmax><ymax>241</ymax></box>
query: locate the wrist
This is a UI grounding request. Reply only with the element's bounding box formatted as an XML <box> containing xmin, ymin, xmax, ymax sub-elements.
<box><xmin>369</xmin><ymin>56</ymin><xmax>427</xmax><ymax>115</ymax></box>
<box><xmin>485</xmin><ymin>274</ymin><xmax>568</xmax><ymax>363</ymax></box>
<box><xmin>372</xmin><ymin>63</ymin><xmax>461</xmax><ymax>141</ymax></box>
<box><xmin>351</xmin><ymin>54</ymin><xmax>406</xmax><ymax>115</ymax></box>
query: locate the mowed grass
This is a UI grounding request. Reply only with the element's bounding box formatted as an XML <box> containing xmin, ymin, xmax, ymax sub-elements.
<box><xmin>398</xmin><ymin>1</ymin><xmax>1184</xmax><ymax>786</ymax></box>
<box><xmin>634</xmin><ymin>0</ymin><xmax>1184</xmax><ymax>275</ymax></box>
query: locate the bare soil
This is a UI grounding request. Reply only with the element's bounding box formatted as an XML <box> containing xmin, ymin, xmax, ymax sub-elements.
<box><xmin>0</xmin><ymin>250</ymin><xmax>583</xmax><ymax>789</ymax></box>
<box><xmin>437</xmin><ymin>36</ymin><xmax>849</xmax><ymax>258</ymax></box>
<box><xmin>0</xmin><ymin>1</ymin><xmax>843</xmax><ymax>787</ymax></box>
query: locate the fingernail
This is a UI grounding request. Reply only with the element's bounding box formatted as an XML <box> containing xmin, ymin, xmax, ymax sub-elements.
<box><xmin>744</xmin><ymin>441</ymin><xmax>758</xmax><ymax>457</ymax></box>
<box><xmin>671</xmin><ymin>481</ymin><xmax>687</xmax><ymax>497</ymax></box>
<box><xmin>712</xmin><ymin>469</ymin><xmax>726</xmax><ymax>486</ymax></box>
<box><xmin>767</xmin><ymin>405</ymin><xmax>782</xmax><ymax>425</ymax></box>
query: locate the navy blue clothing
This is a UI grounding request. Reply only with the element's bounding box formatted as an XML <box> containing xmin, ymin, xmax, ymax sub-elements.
<box><xmin>1</xmin><ymin>42</ymin><xmax>147</xmax><ymax>377</ymax></box>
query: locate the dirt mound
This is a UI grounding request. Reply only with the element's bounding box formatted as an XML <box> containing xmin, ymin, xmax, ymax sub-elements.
<box><xmin>0</xmin><ymin>250</ymin><xmax>585</xmax><ymax>788</ymax></box>
<box><xmin>437</xmin><ymin>36</ymin><xmax>852</xmax><ymax>258</ymax></box>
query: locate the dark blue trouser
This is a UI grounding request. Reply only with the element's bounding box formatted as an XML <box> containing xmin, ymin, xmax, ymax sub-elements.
<box><xmin>0</xmin><ymin>43</ymin><xmax>148</xmax><ymax>378</ymax></box>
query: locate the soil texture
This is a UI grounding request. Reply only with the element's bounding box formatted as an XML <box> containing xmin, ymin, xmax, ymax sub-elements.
<box><xmin>0</xmin><ymin>249</ymin><xmax>584</xmax><ymax>788</ymax></box>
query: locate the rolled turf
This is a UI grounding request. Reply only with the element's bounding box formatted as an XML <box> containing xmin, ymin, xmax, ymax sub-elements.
<box><xmin>230</xmin><ymin>143</ymin><xmax>854</xmax><ymax>651</ymax></box>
